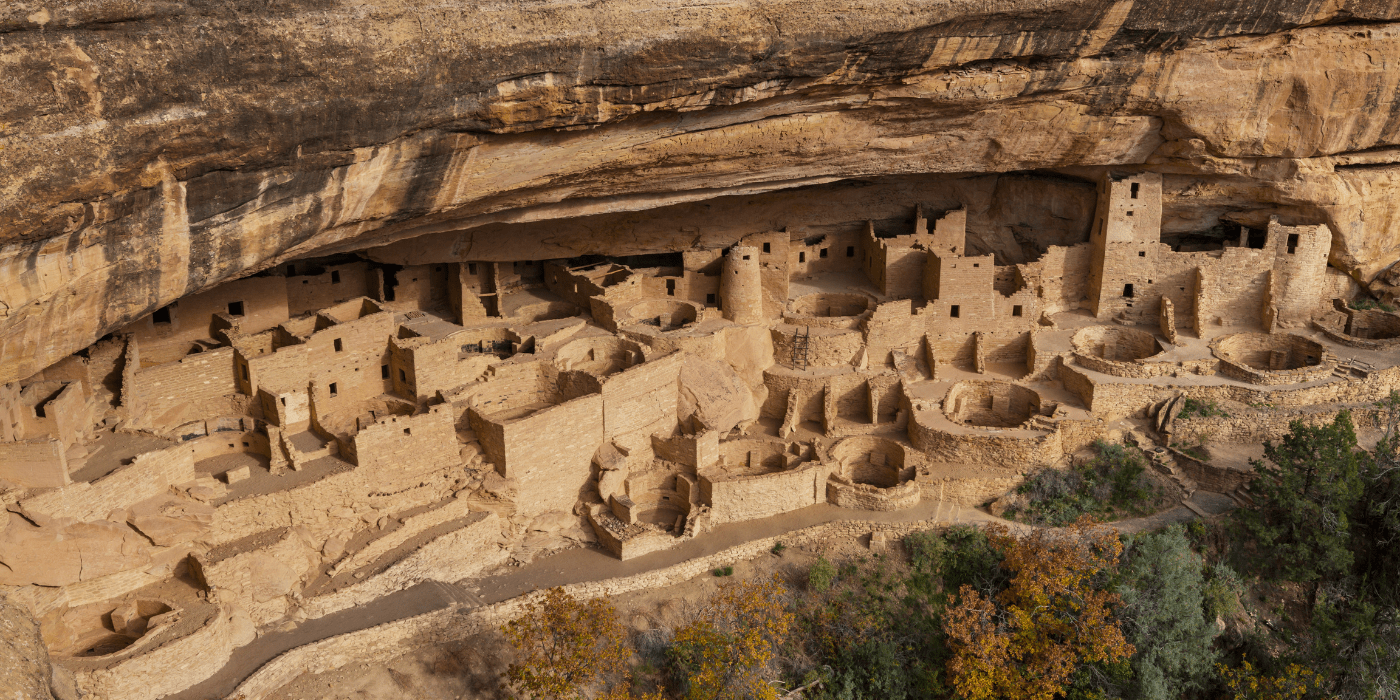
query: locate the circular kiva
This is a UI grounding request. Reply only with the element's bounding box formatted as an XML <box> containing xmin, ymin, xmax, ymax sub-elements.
<box><xmin>943</xmin><ymin>380</ymin><xmax>1041</xmax><ymax>428</ymax></box>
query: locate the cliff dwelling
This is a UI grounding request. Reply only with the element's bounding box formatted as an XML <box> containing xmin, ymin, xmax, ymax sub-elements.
<box><xmin>2</xmin><ymin>164</ymin><xmax>1394</xmax><ymax>697</ymax></box>
<box><xmin>5</xmin><ymin>3</ymin><xmax>1400</xmax><ymax>699</ymax></box>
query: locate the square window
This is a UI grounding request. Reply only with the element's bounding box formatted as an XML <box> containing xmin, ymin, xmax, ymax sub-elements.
<box><xmin>152</xmin><ymin>306</ymin><xmax>172</xmax><ymax>325</ymax></box>
<box><xmin>951</xmin><ymin>305</ymin><xmax>960</xmax><ymax>318</ymax></box>
<box><xmin>333</xmin><ymin>338</ymin><xmax>343</xmax><ymax>352</ymax></box>
<box><xmin>706</xmin><ymin>293</ymin><xmax>716</xmax><ymax>305</ymax></box>
<box><xmin>1012</xmin><ymin>305</ymin><xmax>1023</xmax><ymax>317</ymax></box>
<box><xmin>331</xmin><ymin>270</ymin><xmax>341</xmax><ymax>284</ymax></box>
<box><xmin>762</xmin><ymin>242</ymin><xmax>771</xmax><ymax>253</ymax></box>
<box><xmin>227</xmin><ymin>300</ymin><xmax>245</xmax><ymax>316</ymax></box>
<box><xmin>1123</xmin><ymin>283</ymin><xmax>1135</xmax><ymax>298</ymax></box>
<box><xmin>403</xmin><ymin>428</ymin><xmax>411</xmax><ymax>436</ymax></box>
<box><xmin>328</xmin><ymin>382</ymin><xmax>338</xmax><ymax>397</ymax></box>
<box><xmin>242</xmin><ymin>441</ymin><xmax>249</xmax><ymax>447</ymax></box>
<box><xmin>1139</xmin><ymin>251</ymin><xmax>1146</xmax><ymax>257</ymax></box>
<box><xmin>820</xmin><ymin>248</ymin><xmax>828</xmax><ymax>258</ymax></box>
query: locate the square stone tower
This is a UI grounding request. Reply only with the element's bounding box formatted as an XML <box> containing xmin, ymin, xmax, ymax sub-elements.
<box><xmin>1087</xmin><ymin>171</ymin><xmax>1164</xmax><ymax>318</ymax></box>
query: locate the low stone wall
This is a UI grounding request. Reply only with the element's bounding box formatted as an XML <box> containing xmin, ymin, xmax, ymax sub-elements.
<box><xmin>301</xmin><ymin>512</ymin><xmax>505</xmax><ymax>620</ymax></box>
<box><xmin>909</xmin><ymin>414</ymin><xmax>1063</xmax><ymax>468</ymax></box>
<box><xmin>917</xmin><ymin>474</ymin><xmax>1023</xmax><ymax>507</ymax></box>
<box><xmin>827</xmin><ymin>478</ymin><xmax>921</xmax><ymax>511</ymax></box>
<box><xmin>1062</xmin><ymin>363</ymin><xmax>1400</xmax><ymax>420</ymax></box>
<box><xmin>702</xmin><ymin>461</ymin><xmax>832</xmax><ymax>525</ymax></box>
<box><xmin>1170</xmin><ymin>404</ymin><xmax>1387</xmax><ymax>445</ymax></box>
<box><xmin>232</xmin><ymin>516</ymin><xmax>963</xmax><ymax>700</ymax></box>
<box><xmin>1165</xmin><ymin>447</ymin><xmax>1253</xmax><ymax>493</ymax></box>
<box><xmin>74</xmin><ymin>603</ymin><xmax>254</xmax><ymax>700</ymax></box>
<box><xmin>22</xmin><ymin>442</ymin><xmax>193</xmax><ymax>522</ymax></box>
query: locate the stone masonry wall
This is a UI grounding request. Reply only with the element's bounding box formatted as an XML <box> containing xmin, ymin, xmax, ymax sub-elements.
<box><xmin>126</xmin><ymin>347</ymin><xmax>239</xmax><ymax>430</ymax></box>
<box><xmin>22</xmin><ymin>443</ymin><xmax>194</xmax><ymax>522</ymax></box>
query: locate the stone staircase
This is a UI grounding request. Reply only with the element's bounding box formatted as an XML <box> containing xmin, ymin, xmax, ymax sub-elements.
<box><xmin>1225</xmin><ymin>485</ymin><xmax>1256</xmax><ymax>508</ymax></box>
<box><xmin>1144</xmin><ymin>445</ymin><xmax>1199</xmax><ymax>499</ymax></box>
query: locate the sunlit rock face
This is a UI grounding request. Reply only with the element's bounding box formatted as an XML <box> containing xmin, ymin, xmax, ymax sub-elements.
<box><xmin>3</xmin><ymin>0</ymin><xmax>1400</xmax><ymax>382</ymax></box>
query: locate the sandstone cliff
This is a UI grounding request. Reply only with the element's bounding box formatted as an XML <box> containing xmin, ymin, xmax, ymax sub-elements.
<box><xmin>3</xmin><ymin>0</ymin><xmax>1400</xmax><ymax>381</ymax></box>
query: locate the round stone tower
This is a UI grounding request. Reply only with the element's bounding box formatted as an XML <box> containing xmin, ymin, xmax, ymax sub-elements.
<box><xmin>721</xmin><ymin>245</ymin><xmax>763</xmax><ymax>325</ymax></box>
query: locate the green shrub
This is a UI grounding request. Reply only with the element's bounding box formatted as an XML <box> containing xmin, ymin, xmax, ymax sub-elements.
<box><xmin>1203</xmin><ymin>563</ymin><xmax>1244</xmax><ymax>619</ymax></box>
<box><xmin>1009</xmin><ymin>441</ymin><xmax>1160</xmax><ymax>526</ymax></box>
<box><xmin>772</xmin><ymin>541</ymin><xmax>787</xmax><ymax>555</ymax></box>
<box><xmin>1351</xmin><ymin>298</ymin><xmax>1397</xmax><ymax>313</ymax></box>
<box><xmin>1179</xmin><ymin>397</ymin><xmax>1230</xmax><ymax>419</ymax></box>
<box><xmin>808</xmin><ymin>556</ymin><xmax>836</xmax><ymax>592</ymax></box>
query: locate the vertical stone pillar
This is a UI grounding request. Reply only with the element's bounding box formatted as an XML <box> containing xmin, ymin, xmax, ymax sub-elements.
<box><xmin>721</xmin><ymin>245</ymin><xmax>763</xmax><ymax>325</ymax></box>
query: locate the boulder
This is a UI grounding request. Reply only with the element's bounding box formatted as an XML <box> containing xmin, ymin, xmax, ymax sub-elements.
<box><xmin>127</xmin><ymin>496</ymin><xmax>215</xmax><ymax>547</ymax></box>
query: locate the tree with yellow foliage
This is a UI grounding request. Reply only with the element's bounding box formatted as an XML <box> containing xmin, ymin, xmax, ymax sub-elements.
<box><xmin>501</xmin><ymin>587</ymin><xmax>630</xmax><ymax>700</ymax></box>
<box><xmin>1217</xmin><ymin>659</ymin><xmax>1321</xmax><ymax>700</ymax></box>
<box><xmin>943</xmin><ymin>523</ymin><xmax>1135</xmax><ymax>700</ymax></box>
<box><xmin>669</xmin><ymin>576</ymin><xmax>793</xmax><ymax>700</ymax></box>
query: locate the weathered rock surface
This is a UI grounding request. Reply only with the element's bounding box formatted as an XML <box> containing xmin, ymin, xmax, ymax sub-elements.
<box><xmin>0</xmin><ymin>591</ymin><xmax>57</xmax><ymax>700</ymax></box>
<box><xmin>4</xmin><ymin>0</ymin><xmax>1400</xmax><ymax>381</ymax></box>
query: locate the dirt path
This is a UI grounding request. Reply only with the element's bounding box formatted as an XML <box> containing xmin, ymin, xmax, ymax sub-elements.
<box><xmin>169</xmin><ymin>493</ymin><xmax>1234</xmax><ymax>700</ymax></box>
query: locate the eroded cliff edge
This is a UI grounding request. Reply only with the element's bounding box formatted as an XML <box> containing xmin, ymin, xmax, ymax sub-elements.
<box><xmin>3</xmin><ymin>0</ymin><xmax>1400</xmax><ymax>382</ymax></box>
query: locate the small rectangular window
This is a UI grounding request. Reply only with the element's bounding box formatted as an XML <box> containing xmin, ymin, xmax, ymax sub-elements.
<box><xmin>820</xmin><ymin>248</ymin><xmax>828</xmax><ymax>258</ymax></box>
<box><xmin>1131</xmin><ymin>183</ymin><xmax>1140</xmax><ymax>199</ymax></box>
<box><xmin>152</xmin><ymin>306</ymin><xmax>172</xmax><ymax>325</ymax></box>
<box><xmin>399</xmin><ymin>369</ymin><xmax>406</xmax><ymax>382</ymax></box>
<box><xmin>799</xmin><ymin>252</ymin><xmax>806</xmax><ymax>263</ymax></box>
<box><xmin>706</xmin><ymin>293</ymin><xmax>716</xmax><ymax>305</ymax></box>
<box><xmin>973</xmin><ymin>263</ymin><xmax>980</xmax><ymax>268</ymax></box>
<box><xmin>846</xmin><ymin>246</ymin><xmax>855</xmax><ymax>257</ymax></box>
<box><xmin>403</xmin><ymin>428</ymin><xmax>411</xmax><ymax>436</ymax></box>
<box><xmin>328</xmin><ymin>382</ymin><xmax>338</xmax><ymax>397</ymax></box>
<box><xmin>1287</xmin><ymin>233</ymin><xmax>1299</xmax><ymax>254</ymax></box>
<box><xmin>227</xmin><ymin>300</ymin><xmax>245</xmax><ymax>317</ymax></box>
<box><xmin>381</xmin><ymin>364</ymin><xmax>389</xmax><ymax>379</ymax></box>
<box><xmin>742</xmin><ymin>254</ymin><xmax>751</xmax><ymax>260</ymax></box>
<box><xmin>1012</xmin><ymin>305</ymin><xmax>1023</xmax><ymax>317</ymax></box>
<box><xmin>762</xmin><ymin>242</ymin><xmax>771</xmax><ymax>253</ymax></box>
<box><xmin>331</xmin><ymin>270</ymin><xmax>341</xmax><ymax>284</ymax></box>
<box><xmin>333</xmin><ymin>338</ymin><xmax>343</xmax><ymax>352</ymax></box>
<box><xmin>1139</xmin><ymin>251</ymin><xmax>1146</xmax><ymax>257</ymax></box>
<box><xmin>1126</xmin><ymin>210</ymin><xmax>1135</xmax><ymax>217</ymax></box>
<box><xmin>950</xmin><ymin>305</ymin><xmax>960</xmax><ymax>318</ymax></box>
